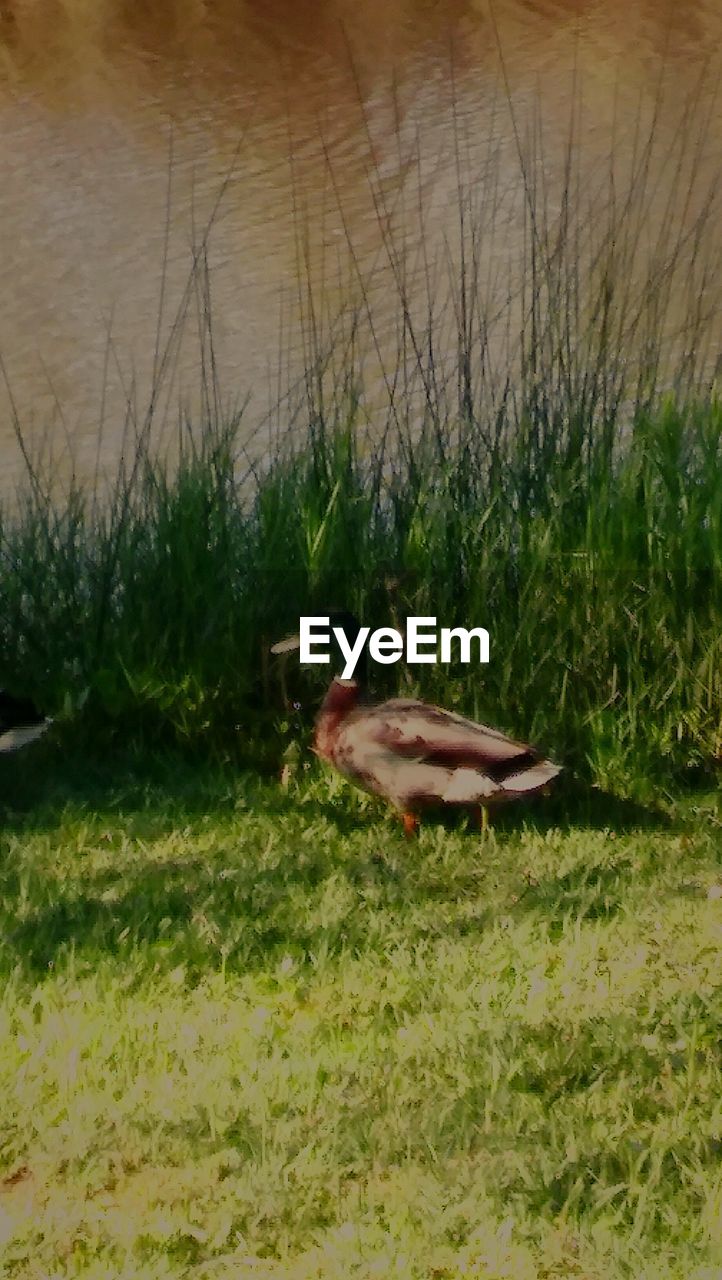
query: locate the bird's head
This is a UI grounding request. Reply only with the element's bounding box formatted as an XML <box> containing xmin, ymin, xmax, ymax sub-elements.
<box><xmin>270</xmin><ymin>609</ymin><xmax>367</xmax><ymax>685</ymax></box>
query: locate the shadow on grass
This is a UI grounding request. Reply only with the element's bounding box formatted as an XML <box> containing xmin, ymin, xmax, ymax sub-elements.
<box><xmin>503</xmin><ymin>775</ymin><xmax>672</xmax><ymax>834</ymax></box>
<box><xmin>0</xmin><ymin>734</ymin><xmax>675</xmax><ymax>831</ymax></box>
<box><xmin>288</xmin><ymin>778</ymin><xmax>672</xmax><ymax>841</ymax></box>
<box><xmin>0</xmin><ymin>736</ymin><xmax>245</xmax><ymax>822</ymax></box>
<box><xmin>0</xmin><ymin>742</ymin><xmax>690</xmax><ymax>979</ymax></box>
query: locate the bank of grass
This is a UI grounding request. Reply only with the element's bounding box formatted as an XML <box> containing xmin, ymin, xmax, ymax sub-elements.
<box><xmin>0</xmin><ymin>749</ymin><xmax>720</xmax><ymax>1278</ymax></box>
<box><xmin>2</xmin><ymin>79</ymin><xmax>722</xmax><ymax>792</ymax></box>
<box><xmin>0</xmin><ymin>392</ymin><xmax>720</xmax><ymax>794</ymax></box>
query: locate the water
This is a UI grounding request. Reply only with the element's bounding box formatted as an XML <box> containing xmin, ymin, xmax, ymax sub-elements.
<box><xmin>0</xmin><ymin>0</ymin><xmax>720</xmax><ymax>489</ymax></box>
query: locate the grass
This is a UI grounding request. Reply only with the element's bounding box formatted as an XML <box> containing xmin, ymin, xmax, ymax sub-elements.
<box><xmin>1</xmin><ymin>76</ymin><xmax>721</xmax><ymax>793</ymax></box>
<box><xmin>0</xmin><ymin>80</ymin><xmax>721</xmax><ymax>1278</ymax></box>
<box><xmin>1</xmin><ymin>748</ymin><xmax>721</xmax><ymax>1278</ymax></box>
<box><xmin>1</xmin><ymin>392</ymin><xmax>720</xmax><ymax>796</ymax></box>
<box><xmin>0</xmin><ymin>107</ymin><xmax>716</xmax><ymax>788</ymax></box>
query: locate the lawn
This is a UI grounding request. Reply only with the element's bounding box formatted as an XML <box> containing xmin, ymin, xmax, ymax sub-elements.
<box><xmin>1</xmin><ymin>107</ymin><xmax>721</xmax><ymax>1275</ymax></box>
<box><xmin>1</xmin><ymin>749</ymin><xmax>721</xmax><ymax>1279</ymax></box>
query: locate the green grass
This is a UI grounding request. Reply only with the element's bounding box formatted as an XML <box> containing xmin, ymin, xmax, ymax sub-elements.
<box><xmin>0</xmin><ymin>90</ymin><xmax>720</xmax><ymax>1277</ymax></box>
<box><xmin>1</xmin><ymin>82</ymin><xmax>721</xmax><ymax>791</ymax></box>
<box><xmin>1</xmin><ymin>749</ymin><xmax>721</xmax><ymax>1278</ymax></box>
<box><xmin>0</xmin><ymin>394</ymin><xmax>720</xmax><ymax>795</ymax></box>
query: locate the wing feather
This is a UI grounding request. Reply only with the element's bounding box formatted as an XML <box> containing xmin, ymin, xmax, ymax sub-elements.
<box><xmin>351</xmin><ymin>698</ymin><xmax>535</xmax><ymax>771</ymax></box>
<box><xmin>0</xmin><ymin>721</ymin><xmax>49</xmax><ymax>754</ymax></box>
<box><xmin>0</xmin><ymin>692</ymin><xmax>50</xmax><ymax>754</ymax></box>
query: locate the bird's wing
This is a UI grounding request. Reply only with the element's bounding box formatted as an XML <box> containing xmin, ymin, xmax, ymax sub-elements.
<box><xmin>349</xmin><ymin>698</ymin><xmax>537</xmax><ymax>773</ymax></box>
<box><xmin>0</xmin><ymin>720</ymin><xmax>49</xmax><ymax>754</ymax></box>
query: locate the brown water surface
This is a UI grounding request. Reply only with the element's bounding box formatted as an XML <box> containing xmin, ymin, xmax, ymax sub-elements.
<box><xmin>1</xmin><ymin>0</ymin><xmax>721</xmax><ymax>489</ymax></box>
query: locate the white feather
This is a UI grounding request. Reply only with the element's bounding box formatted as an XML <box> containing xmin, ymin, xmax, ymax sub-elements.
<box><xmin>500</xmin><ymin>762</ymin><xmax>561</xmax><ymax>795</ymax></box>
<box><xmin>0</xmin><ymin>721</ymin><xmax>50</xmax><ymax>754</ymax></box>
<box><xmin>270</xmin><ymin>634</ymin><xmax>302</xmax><ymax>655</ymax></box>
<box><xmin>442</xmin><ymin>768</ymin><xmax>498</xmax><ymax>802</ymax></box>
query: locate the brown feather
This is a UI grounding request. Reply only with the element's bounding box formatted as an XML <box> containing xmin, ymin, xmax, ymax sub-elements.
<box><xmin>344</xmin><ymin>699</ymin><xmax>534</xmax><ymax>770</ymax></box>
<box><xmin>311</xmin><ymin>680</ymin><xmax>561</xmax><ymax>815</ymax></box>
<box><xmin>270</xmin><ymin>621</ymin><xmax>561</xmax><ymax>825</ymax></box>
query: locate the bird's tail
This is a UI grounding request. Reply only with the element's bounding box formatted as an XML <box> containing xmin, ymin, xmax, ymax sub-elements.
<box><xmin>500</xmin><ymin>760</ymin><xmax>561</xmax><ymax>796</ymax></box>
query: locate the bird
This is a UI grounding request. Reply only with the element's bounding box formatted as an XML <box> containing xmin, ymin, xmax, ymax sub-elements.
<box><xmin>0</xmin><ymin>690</ymin><xmax>50</xmax><ymax>754</ymax></box>
<box><xmin>271</xmin><ymin>610</ymin><xmax>561</xmax><ymax>835</ymax></box>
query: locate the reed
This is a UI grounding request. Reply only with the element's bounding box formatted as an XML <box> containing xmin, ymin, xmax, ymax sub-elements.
<box><xmin>0</xmin><ymin>91</ymin><xmax>720</xmax><ymax>795</ymax></box>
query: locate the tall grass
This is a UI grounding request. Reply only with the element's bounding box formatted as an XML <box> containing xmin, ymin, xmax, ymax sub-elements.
<box><xmin>0</xmin><ymin>392</ymin><xmax>718</xmax><ymax>793</ymax></box>
<box><xmin>0</xmin><ymin>90</ymin><xmax>720</xmax><ymax>794</ymax></box>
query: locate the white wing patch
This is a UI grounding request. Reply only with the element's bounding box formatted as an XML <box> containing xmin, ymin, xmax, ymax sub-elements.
<box><xmin>442</xmin><ymin>768</ymin><xmax>499</xmax><ymax>802</ymax></box>
<box><xmin>330</xmin><ymin>707</ymin><xmax>560</xmax><ymax>809</ymax></box>
<box><xmin>0</xmin><ymin>721</ymin><xmax>50</xmax><ymax>754</ymax></box>
<box><xmin>500</xmin><ymin>762</ymin><xmax>561</xmax><ymax>794</ymax></box>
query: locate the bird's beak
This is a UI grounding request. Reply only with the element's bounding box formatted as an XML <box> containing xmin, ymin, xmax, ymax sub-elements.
<box><xmin>270</xmin><ymin>634</ymin><xmax>302</xmax><ymax>655</ymax></box>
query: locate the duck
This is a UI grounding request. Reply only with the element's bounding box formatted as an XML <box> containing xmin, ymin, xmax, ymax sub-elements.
<box><xmin>272</xmin><ymin>611</ymin><xmax>561</xmax><ymax>835</ymax></box>
<box><xmin>0</xmin><ymin>691</ymin><xmax>50</xmax><ymax>754</ymax></box>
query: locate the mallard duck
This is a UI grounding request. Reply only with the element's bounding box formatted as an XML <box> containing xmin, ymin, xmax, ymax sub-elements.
<box><xmin>272</xmin><ymin>611</ymin><xmax>561</xmax><ymax>834</ymax></box>
<box><xmin>0</xmin><ymin>691</ymin><xmax>50</xmax><ymax>754</ymax></box>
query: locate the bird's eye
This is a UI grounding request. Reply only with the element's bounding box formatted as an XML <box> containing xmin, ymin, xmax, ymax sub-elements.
<box><xmin>293</xmin><ymin>701</ymin><xmax>302</xmax><ymax>711</ymax></box>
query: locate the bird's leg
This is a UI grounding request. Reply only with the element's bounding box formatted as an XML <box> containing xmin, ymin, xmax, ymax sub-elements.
<box><xmin>402</xmin><ymin>812</ymin><xmax>419</xmax><ymax>839</ymax></box>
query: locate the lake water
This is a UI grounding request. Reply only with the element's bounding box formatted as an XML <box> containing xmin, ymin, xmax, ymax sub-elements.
<box><xmin>1</xmin><ymin>0</ymin><xmax>721</xmax><ymax>490</ymax></box>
